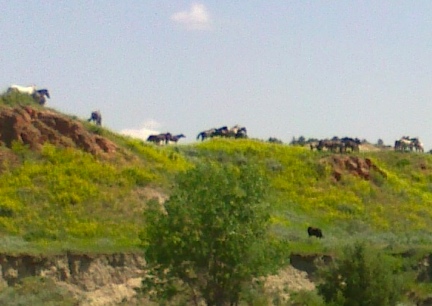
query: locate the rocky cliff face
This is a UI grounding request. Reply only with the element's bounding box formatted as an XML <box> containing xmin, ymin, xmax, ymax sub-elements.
<box><xmin>0</xmin><ymin>252</ymin><xmax>146</xmax><ymax>305</ymax></box>
<box><xmin>0</xmin><ymin>106</ymin><xmax>117</xmax><ymax>156</ymax></box>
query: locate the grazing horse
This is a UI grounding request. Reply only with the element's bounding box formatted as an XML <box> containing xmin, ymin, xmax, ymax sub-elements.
<box><xmin>394</xmin><ymin>140</ymin><xmax>402</xmax><ymax>151</ymax></box>
<box><xmin>399</xmin><ymin>136</ymin><xmax>414</xmax><ymax>151</ymax></box>
<box><xmin>409</xmin><ymin>138</ymin><xmax>424</xmax><ymax>152</ymax></box>
<box><xmin>341</xmin><ymin>137</ymin><xmax>360</xmax><ymax>153</ymax></box>
<box><xmin>212</xmin><ymin>126</ymin><xmax>229</xmax><ymax>138</ymax></box>
<box><xmin>7</xmin><ymin>84</ymin><xmax>37</xmax><ymax>95</ymax></box>
<box><xmin>224</xmin><ymin>125</ymin><xmax>247</xmax><ymax>138</ymax></box>
<box><xmin>307</xmin><ymin>226</ymin><xmax>323</xmax><ymax>238</ymax></box>
<box><xmin>167</xmin><ymin>134</ymin><xmax>186</xmax><ymax>143</ymax></box>
<box><xmin>88</xmin><ymin>110</ymin><xmax>102</xmax><ymax>126</ymax></box>
<box><xmin>317</xmin><ymin>139</ymin><xmax>343</xmax><ymax>153</ymax></box>
<box><xmin>234</xmin><ymin>126</ymin><xmax>247</xmax><ymax>139</ymax></box>
<box><xmin>197</xmin><ymin>128</ymin><xmax>216</xmax><ymax>141</ymax></box>
<box><xmin>395</xmin><ymin>136</ymin><xmax>423</xmax><ymax>152</ymax></box>
<box><xmin>235</xmin><ymin>128</ymin><xmax>247</xmax><ymax>138</ymax></box>
<box><xmin>31</xmin><ymin>89</ymin><xmax>50</xmax><ymax>106</ymax></box>
<box><xmin>147</xmin><ymin>133</ymin><xmax>170</xmax><ymax>145</ymax></box>
<box><xmin>227</xmin><ymin>125</ymin><xmax>242</xmax><ymax>137</ymax></box>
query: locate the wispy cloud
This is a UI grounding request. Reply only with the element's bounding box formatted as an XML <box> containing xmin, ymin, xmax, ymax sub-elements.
<box><xmin>171</xmin><ymin>3</ymin><xmax>211</xmax><ymax>30</ymax></box>
<box><xmin>120</xmin><ymin>119</ymin><xmax>162</xmax><ymax>141</ymax></box>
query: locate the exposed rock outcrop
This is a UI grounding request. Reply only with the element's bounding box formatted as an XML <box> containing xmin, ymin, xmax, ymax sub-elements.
<box><xmin>321</xmin><ymin>155</ymin><xmax>387</xmax><ymax>181</ymax></box>
<box><xmin>0</xmin><ymin>106</ymin><xmax>117</xmax><ymax>156</ymax></box>
<box><xmin>0</xmin><ymin>252</ymin><xmax>146</xmax><ymax>305</ymax></box>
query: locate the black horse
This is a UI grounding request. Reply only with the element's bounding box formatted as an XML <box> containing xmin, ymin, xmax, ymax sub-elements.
<box><xmin>317</xmin><ymin>139</ymin><xmax>343</xmax><ymax>153</ymax></box>
<box><xmin>341</xmin><ymin>137</ymin><xmax>361</xmax><ymax>153</ymax></box>
<box><xmin>88</xmin><ymin>110</ymin><xmax>102</xmax><ymax>126</ymax></box>
<box><xmin>167</xmin><ymin>134</ymin><xmax>186</xmax><ymax>143</ymax></box>
<box><xmin>212</xmin><ymin>126</ymin><xmax>229</xmax><ymax>138</ymax></box>
<box><xmin>307</xmin><ymin>226</ymin><xmax>323</xmax><ymax>238</ymax></box>
<box><xmin>197</xmin><ymin>128</ymin><xmax>216</xmax><ymax>141</ymax></box>
<box><xmin>31</xmin><ymin>89</ymin><xmax>50</xmax><ymax>106</ymax></box>
<box><xmin>197</xmin><ymin>126</ymin><xmax>230</xmax><ymax>141</ymax></box>
<box><xmin>234</xmin><ymin>127</ymin><xmax>247</xmax><ymax>139</ymax></box>
<box><xmin>147</xmin><ymin>133</ymin><xmax>170</xmax><ymax>145</ymax></box>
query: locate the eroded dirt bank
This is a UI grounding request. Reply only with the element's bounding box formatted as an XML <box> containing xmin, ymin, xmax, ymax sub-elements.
<box><xmin>0</xmin><ymin>252</ymin><xmax>146</xmax><ymax>305</ymax></box>
<box><xmin>1</xmin><ymin>252</ymin><xmax>431</xmax><ymax>305</ymax></box>
<box><xmin>0</xmin><ymin>252</ymin><xmax>322</xmax><ymax>305</ymax></box>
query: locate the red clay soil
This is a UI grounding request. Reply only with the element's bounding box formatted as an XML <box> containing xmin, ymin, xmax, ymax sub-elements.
<box><xmin>320</xmin><ymin>155</ymin><xmax>387</xmax><ymax>182</ymax></box>
<box><xmin>0</xmin><ymin>106</ymin><xmax>117</xmax><ymax>157</ymax></box>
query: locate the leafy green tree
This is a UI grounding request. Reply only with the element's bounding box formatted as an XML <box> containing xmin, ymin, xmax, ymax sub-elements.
<box><xmin>317</xmin><ymin>242</ymin><xmax>405</xmax><ymax>306</ymax></box>
<box><xmin>140</xmin><ymin>162</ymin><xmax>283</xmax><ymax>305</ymax></box>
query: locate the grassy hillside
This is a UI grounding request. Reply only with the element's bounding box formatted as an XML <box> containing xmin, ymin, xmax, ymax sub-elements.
<box><xmin>187</xmin><ymin>139</ymin><xmax>432</xmax><ymax>253</ymax></box>
<box><xmin>1</xmin><ymin>94</ymin><xmax>432</xmax><ymax>255</ymax></box>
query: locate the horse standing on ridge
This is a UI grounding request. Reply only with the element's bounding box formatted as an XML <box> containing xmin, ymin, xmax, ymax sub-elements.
<box><xmin>7</xmin><ymin>84</ymin><xmax>37</xmax><ymax>95</ymax></box>
<box><xmin>167</xmin><ymin>134</ymin><xmax>186</xmax><ymax>143</ymax></box>
<box><xmin>31</xmin><ymin>89</ymin><xmax>50</xmax><ymax>106</ymax></box>
<box><xmin>147</xmin><ymin>133</ymin><xmax>170</xmax><ymax>145</ymax></box>
<box><xmin>88</xmin><ymin>110</ymin><xmax>102</xmax><ymax>126</ymax></box>
<box><xmin>234</xmin><ymin>126</ymin><xmax>247</xmax><ymax>138</ymax></box>
<box><xmin>197</xmin><ymin>128</ymin><xmax>216</xmax><ymax>141</ymax></box>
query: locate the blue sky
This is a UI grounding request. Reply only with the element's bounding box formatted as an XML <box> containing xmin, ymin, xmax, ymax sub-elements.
<box><xmin>2</xmin><ymin>1</ymin><xmax>432</xmax><ymax>149</ymax></box>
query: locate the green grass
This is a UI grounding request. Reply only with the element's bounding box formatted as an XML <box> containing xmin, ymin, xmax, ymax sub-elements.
<box><xmin>2</xmin><ymin>136</ymin><xmax>432</xmax><ymax>254</ymax></box>
<box><xmin>0</xmin><ymin>136</ymin><xmax>190</xmax><ymax>252</ymax></box>
<box><xmin>179</xmin><ymin>139</ymin><xmax>432</xmax><ymax>252</ymax></box>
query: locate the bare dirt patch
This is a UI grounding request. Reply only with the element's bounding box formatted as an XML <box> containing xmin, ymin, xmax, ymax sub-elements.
<box><xmin>320</xmin><ymin>155</ymin><xmax>387</xmax><ymax>181</ymax></box>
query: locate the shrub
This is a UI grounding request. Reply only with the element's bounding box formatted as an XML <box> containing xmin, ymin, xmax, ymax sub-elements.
<box><xmin>140</xmin><ymin>162</ymin><xmax>286</xmax><ymax>305</ymax></box>
<box><xmin>317</xmin><ymin>242</ymin><xmax>406</xmax><ymax>306</ymax></box>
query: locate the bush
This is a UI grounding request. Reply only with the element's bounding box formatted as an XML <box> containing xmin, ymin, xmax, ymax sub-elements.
<box><xmin>140</xmin><ymin>162</ymin><xmax>286</xmax><ymax>305</ymax></box>
<box><xmin>317</xmin><ymin>242</ymin><xmax>405</xmax><ymax>306</ymax></box>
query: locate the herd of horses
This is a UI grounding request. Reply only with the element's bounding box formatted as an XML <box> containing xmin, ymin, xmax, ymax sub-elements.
<box><xmin>394</xmin><ymin>136</ymin><xmax>424</xmax><ymax>152</ymax></box>
<box><xmin>308</xmin><ymin>136</ymin><xmax>425</xmax><ymax>153</ymax></box>
<box><xmin>146</xmin><ymin>125</ymin><xmax>248</xmax><ymax>145</ymax></box>
<box><xmin>196</xmin><ymin>125</ymin><xmax>248</xmax><ymax>141</ymax></box>
<box><xmin>146</xmin><ymin>133</ymin><xmax>186</xmax><ymax>145</ymax></box>
<box><xmin>309</xmin><ymin>137</ymin><xmax>362</xmax><ymax>153</ymax></box>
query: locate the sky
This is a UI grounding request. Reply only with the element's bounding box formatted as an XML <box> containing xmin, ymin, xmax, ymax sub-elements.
<box><xmin>2</xmin><ymin>1</ymin><xmax>432</xmax><ymax>150</ymax></box>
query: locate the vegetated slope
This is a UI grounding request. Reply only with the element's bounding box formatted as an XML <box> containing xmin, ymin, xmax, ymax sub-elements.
<box><xmin>1</xmin><ymin>93</ymin><xmax>432</xmax><ymax>255</ymax></box>
<box><xmin>183</xmin><ymin>138</ymin><xmax>432</xmax><ymax>253</ymax></box>
<box><xmin>0</xmin><ymin>93</ymin><xmax>190</xmax><ymax>253</ymax></box>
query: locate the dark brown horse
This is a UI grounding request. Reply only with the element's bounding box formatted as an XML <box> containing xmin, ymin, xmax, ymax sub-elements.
<box><xmin>234</xmin><ymin>127</ymin><xmax>247</xmax><ymax>139</ymax></box>
<box><xmin>88</xmin><ymin>110</ymin><xmax>102</xmax><ymax>126</ymax></box>
<box><xmin>167</xmin><ymin>134</ymin><xmax>186</xmax><ymax>143</ymax></box>
<box><xmin>307</xmin><ymin>226</ymin><xmax>323</xmax><ymax>238</ymax></box>
<box><xmin>317</xmin><ymin>139</ymin><xmax>343</xmax><ymax>153</ymax></box>
<box><xmin>212</xmin><ymin>126</ymin><xmax>229</xmax><ymax>138</ymax></box>
<box><xmin>147</xmin><ymin>133</ymin><xmax>171</xmax><ymax>145</ymax></box>
<box><xmin>196</xmin><ymin>126</ymin><xmax>229</xmax><ymax>141</ymax></box>
<box><xmin>197</xmin><ymin>128</ymin><xmax>216</xmax><ymax>141</ymax></box>
<box><xmin>31</xmin><ymin>89</ymin><xmax>50</xmax><ymax>106</ymax></box>
<box><xmin>341</xmin><ymin>137</ymin><xmax>360</xmax><ymax>153</ymax></box>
